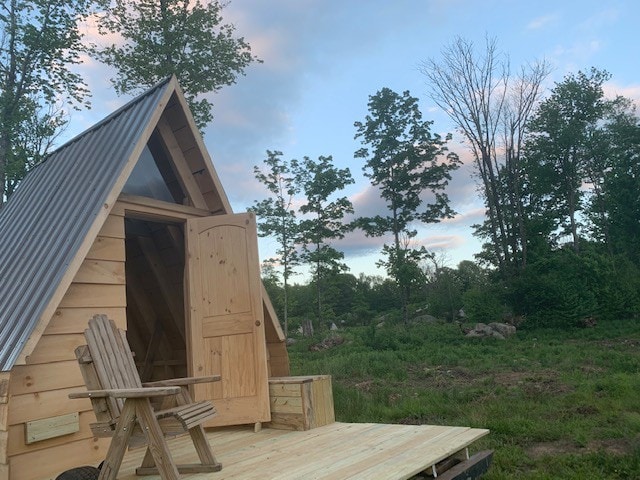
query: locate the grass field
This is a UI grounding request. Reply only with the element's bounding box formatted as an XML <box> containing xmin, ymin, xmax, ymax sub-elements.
<box><xmin>287</xmin><ymin>319</ymin><xmax>640</xmax><ymax>479</ymax></box>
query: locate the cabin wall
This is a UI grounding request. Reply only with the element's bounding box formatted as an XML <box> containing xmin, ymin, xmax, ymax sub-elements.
<box><xmin>6</xmin><ymin>212</ymin><xmax>125</xmax><ymax>480</ymax></box>
<box><xmin>264</xmin><ymin>307</ymin><xmax>290</xmax><ymax>377</ymax></box>
<box><xmin>0</xmin><ymin>373</ymin><xmax>9</xmax><ymax>480</ymax></box>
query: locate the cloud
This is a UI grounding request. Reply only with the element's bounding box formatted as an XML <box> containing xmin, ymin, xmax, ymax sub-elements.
<box><xmin>526</xmin><ymin>13</ymin><xmax>559</xmax><ymax>30</ymax></box>
<box><xmin>603</xmin><ymin>81</ymin><xmax>640</xmax><ymax>105</ymax></box>
<box><xmin>441</xmin><ymin>207</ymin><xmax>485</xmax><ymax>226</ymax></box>
<box><xmin>419</xmin><ymin>234</ymin><xmax>466</xmax><ymax>251</ymax></box>
<box><xmin>578</xmin><ymin>8</ymin><xmax>620</xmax><ymax>31</ymax></box>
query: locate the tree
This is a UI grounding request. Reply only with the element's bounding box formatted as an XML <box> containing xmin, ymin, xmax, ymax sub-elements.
<box><xmin>587</xmin><ymin>94</ymin><xmax>640</xmax><ymax>263</ymax></box>
<box><xmin>294</xmin><ymin>155</ymin><xmax>354</xmax><ymax>328</ymax></box>
<box><xmin>0</xmin><ymin>0</ymin><xmax>95</xmax><ymax>204</ymax></box>
<box><xmin>251</xmin><ymin>151</ymin><xmax>299</xmax><ymax>337</ymax></box>
<box><xmin>524</xmin><ymin>68</ymin><xmax>618</xmax><ymax>252</ymax></box>
<box><xmin>354</xmin><ymin>87</ymin><xmax>460</xmax><ymax>324</ymax></box>
<box><xmin>422</xmin><ymin>36</ymin><xmax>550</xmax><ymax>272</ymax></box>
<box><xmin>92</xmin><ymin>0</ymin><xmax>258</xmax><ymax>130</ymax></box>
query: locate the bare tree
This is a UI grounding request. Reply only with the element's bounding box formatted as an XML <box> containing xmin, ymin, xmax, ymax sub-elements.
<box><xmin>421</xmin><ymin>36</ymin><xmax>550</xmax><ymax>273</ymax></box>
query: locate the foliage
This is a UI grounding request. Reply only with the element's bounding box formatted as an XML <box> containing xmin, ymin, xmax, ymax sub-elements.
<box><xmin>508</xmin><ymin>245</ymin><xmax>640</xmax><ymax>328</ymax></box>
<box><xmin>354</xmin><ymin>87</ymin><xmax>460</xmax><ymax>324</ymax></box>
<box><xmin>251</xmin><ymin>150</ymin><xmax>300</xmax><ymax>337</ymax></box>
<box><xmin>595</xmin><ymin>107</ymin><xmax>640</xmax><ymax>263</ymax></box>
<box><xmin>524</xmin><ymin>68</ymin><xmax>619</xmax><ymax>252</ymax></box>
<box><xmin>462</xmin><ymin>282</ymin><xmax>505</xmax><ymax>324</ymax></box>
<box><xmin>288</xmin><ymin>320</ymin><xmax>640</xmax><ymax>479</ymax></box>
<box><xmin>92</xmin><ymin>0</ymin><xmax>258</xmax><ymax>130</ymax></box>
<box><xmin>0</xmin><ymin>0</ymin><xmax>96</xmax><ymax>203</ymax></box>
<box><xmin>294</xmin><ymin>155</ymin><xmax>354</xmax><ymax>328</ymax></box>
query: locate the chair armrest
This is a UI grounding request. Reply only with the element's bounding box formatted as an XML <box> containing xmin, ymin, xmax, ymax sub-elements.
<box><xmin>69</xmin><ymin>386</ymin><xmax>181</xmax><ymax>399</ymax></box>
<box><xmin>142</xmin><ymin>375</ymin><xmax>221</xmax><ymax>387</ymax></box>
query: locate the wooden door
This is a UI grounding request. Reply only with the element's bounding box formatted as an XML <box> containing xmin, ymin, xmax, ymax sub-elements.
<box><xmin>185</xmin><ymin>212</ymin><xmax>270</xmax><ymax>426</ymax></box>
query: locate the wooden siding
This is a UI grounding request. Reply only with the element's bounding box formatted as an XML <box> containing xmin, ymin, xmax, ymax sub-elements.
<box><xmin>7</xmin><ymin>213</ymin><xmax>125</xmax><ymax>480</ymax></box>
<box><xmin>263</xmin><ymin>293</ymin><xmax>290</xmax><ymax>377</ymax></box>
<box><xmin>267</xmin><ymin>376</ymin><xmax>334</xmax><ymax>431</ymax></box>
<box><xmin>0</xmin><ymin>372</ymin><xmax>9</xmax><ymax>480</ymax></box>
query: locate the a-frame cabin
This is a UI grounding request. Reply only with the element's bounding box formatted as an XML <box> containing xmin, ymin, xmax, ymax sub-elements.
<box><xmin>0</xmin><ymin>77</ymin><xmax>491</xmax><ymax>480</ymax></box>
<box><xmin>0</xmin><ymin>77</ymin><xmax>291</xmax><ymax>479</ymax></box>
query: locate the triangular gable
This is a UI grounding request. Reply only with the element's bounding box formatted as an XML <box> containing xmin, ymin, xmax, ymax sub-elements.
<box><xmin>0</xmin><ymin>76</ymin><xmax>235</xmax><ymax>370</ymax></box>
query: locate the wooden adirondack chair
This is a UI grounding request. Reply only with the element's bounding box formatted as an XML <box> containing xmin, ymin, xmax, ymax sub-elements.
<box><xmin>69</xmin><ymin>314</ymin><xmax>222</xmax><ymax>480</ymax></box>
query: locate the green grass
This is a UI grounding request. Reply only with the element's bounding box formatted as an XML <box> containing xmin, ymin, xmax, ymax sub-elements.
<box><xmin>287</xmin><ymin>319</ymin><xmax>640</xmax><ymax>479</ymax></box>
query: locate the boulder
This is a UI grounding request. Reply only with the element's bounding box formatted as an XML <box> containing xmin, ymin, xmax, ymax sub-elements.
<box><xmin>465</xmin><ymin>322</ymin><xmax>516</xmax><ymax>339</ymax></box>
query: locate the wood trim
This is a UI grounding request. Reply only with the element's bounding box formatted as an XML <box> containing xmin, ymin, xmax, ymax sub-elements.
<box><xmin>25</xmin><ymin>412</ymin><xmax>80</xmax><ymax>444</ymax></box>
<box><xmin>155</xmin><ymin>117</ymin><xmax>208</xmax><ymax>209</ymax></box>
<box><xmin>7</xmin><ymin>411</ymin><xmax>101</xmax><ymax>456</ymax></box>
<box><xmin>116</xmin><ymin>194</ymin><xmax>211</xmax><ymax>221</ymax></box>
<box><xmin>262</xmin><ymin>285</ymin><xmax>285</xmax><ymax>341</ymax></box>
<box><xmin>169</xmin><ymin>83</ymin><xmax>233</xmax><ymax>214</ymax></box>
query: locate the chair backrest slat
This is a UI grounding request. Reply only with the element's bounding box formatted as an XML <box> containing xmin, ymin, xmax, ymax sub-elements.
<box><xmin>84</xmin><ymin>314</ymin><xmax>143</xmax><ymax>416</ymax></box>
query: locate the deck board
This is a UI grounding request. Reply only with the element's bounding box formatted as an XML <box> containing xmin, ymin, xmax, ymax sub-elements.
<box><xmin>115</xmin><ymin>422</ymin><xmax>489</xmax><ymax>479</ymax></box>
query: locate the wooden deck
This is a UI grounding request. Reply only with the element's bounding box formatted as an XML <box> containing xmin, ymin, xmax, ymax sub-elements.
<box><xmin>115</xmin><ymin>422</ymin><xmax>489</xmax><ymax>479</ymax></box>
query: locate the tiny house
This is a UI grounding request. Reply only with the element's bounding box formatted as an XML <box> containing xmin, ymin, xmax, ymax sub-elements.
<box><xmin>0</xmin><ymin>77</ymin><xmax>291</xmax><ymax>479</ymax></box>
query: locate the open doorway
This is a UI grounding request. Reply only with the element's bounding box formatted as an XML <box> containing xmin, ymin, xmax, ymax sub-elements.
<box><xmin>124</xmin><ymin>217</ymin><xmax>187</xmax><ymax>382</ymax></box>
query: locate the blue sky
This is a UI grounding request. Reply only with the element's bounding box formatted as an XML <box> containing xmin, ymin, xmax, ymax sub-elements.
<box><xmin>72</xmin><ymin>0</ymin><xmax>640</xmax><ymax>280</ymax></box>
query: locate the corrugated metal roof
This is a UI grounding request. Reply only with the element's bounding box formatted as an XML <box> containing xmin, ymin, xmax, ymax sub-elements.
<box><xmin>0</xmin><ymin>77</ymin><xmax>173</xmax><ymax>371</ymax></box>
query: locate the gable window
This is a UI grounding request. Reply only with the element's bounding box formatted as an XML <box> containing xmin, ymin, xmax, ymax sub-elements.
<box><xmin>122</xmin><ymin>146</ymin><xmax>177</xmax><ymax>202</ymax></box>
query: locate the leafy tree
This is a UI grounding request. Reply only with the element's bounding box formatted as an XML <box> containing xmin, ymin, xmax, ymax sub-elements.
<box><xmin>92</xmin><ymin>0</ymin><xmax>258</xmax><ymax>129</ymax></box>
<box><xmin>524</xmin><ymin>68</ymin><xmax>621</xmax><ymax>252</ymax></box>
<box><xmin>354</xmin><ymin>87</ymin><xmax>460</xmax><ymax>324</ymax></box>
<box><xmin>261</xmin><ymin>262</ymin><xmax>284</xmax><ymax>319</ymax></box>
<box><xmin>251</xmin><ymin>151</ymin><xmax>300</xmax><ymax>337</ymax></box>
<box><xmin>600</xmin><ymin>111</ymin><xmax>640</xmax><ymax>264</ymax></box>
<box><xmin>0</xmin><ymin>0</ymin><xmax>95</xmax><ymax>204</ymax></box>
<box><xmin>294</xmin><ymin>155</ymin><xmax>354</xmax><ymax>328</ymax></box>
<box><xmin>422</xmin><ymin>36</ymin><xmax>549</xmax><ymax>272</ymax></box>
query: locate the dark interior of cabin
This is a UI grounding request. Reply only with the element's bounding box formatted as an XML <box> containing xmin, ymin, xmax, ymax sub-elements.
<box><xmin>124</xmin><ymin>217</ymin><xmax>188</xmax><ymax>382</ymax></box>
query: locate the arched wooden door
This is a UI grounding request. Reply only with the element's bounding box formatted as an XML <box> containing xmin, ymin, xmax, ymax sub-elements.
<box><xmin>185</xmin><ymin>212</ymin><xmax>270</xmax><ymax>426</ymax></box>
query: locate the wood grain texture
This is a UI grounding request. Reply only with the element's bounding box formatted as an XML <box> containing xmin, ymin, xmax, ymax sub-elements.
<box><xmin>108</xmin><ymin>422</ymin><xmax>490</xmax><ymax>480</ymax></box>
<box><xmin>7</xmin><ymin>386</ymin><xmax>91</xmax><ymax>426</ymax></box>
<box><xmin>58</xmin><ymin>283</ymin><xmax>126</xmax><ymax>309</ymax></box>
<box><xmin>186</xmin><ymin>213</ymin><xmax>270</xmax><ymax>427</ymax></box>
<box><xmin>8</xmin><ymin>412</ymin><xmax>102</xmax><ymax>456</ymax></box>
<box><xmin>25</xmin><ymin>412</ymin><xmax>79</xmax><ymax>444</ymax></box>
<box><xmin>85</xmin><ymin>236</ymin><xmax>126</xmax><ymax>262</ymax></box>
<box><xmin>266</xmin><ymin>376</ymin><xmax>334</xmax><ymax>431</ymax></box>
<box><xmin>44</xmin><ymin>307</ymin><xmax>126</xmax><ymax>335</ymax></box>
<box><xmin>24</xmin><ymin>334</ymin><xmax>87</xmax><ymax>364</ymax></box>
<box><xmin>10</xmin><ymin>360</ymin><xmax>84</xmax><ymax>395</ymax></box>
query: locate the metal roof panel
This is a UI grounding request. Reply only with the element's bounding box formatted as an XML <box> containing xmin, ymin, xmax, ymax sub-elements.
<box><xmin>0</xmin><ymin>78</ymin><xmax>173</xmax><ymax>370</ymax></box>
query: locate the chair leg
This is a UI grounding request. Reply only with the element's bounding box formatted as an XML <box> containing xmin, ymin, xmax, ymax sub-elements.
<box><xmin>98</xmin><ymin>400</ymin><xmax>137</xmax><ymax>480</ymax></box>
<box><xmin>178</xmin><ymin>388</ymin><xmax>221</xmax><ymax>472</ymax></box>
<box><xmin>135</xmin><ymin>398</ymin><xmax>180</xmax><ymax>480</ymax></box>
<box><xmin>139</xmin><ymin>447</ymin><xmax>155</xmax><ymax>470</ymax></box>
<box><xmin>189</xmin><ymin>424</ymin><xmax>222</xmax><ymax>471</ymax></box>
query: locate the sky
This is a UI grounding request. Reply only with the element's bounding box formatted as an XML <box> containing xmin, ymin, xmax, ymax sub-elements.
<box><xmin>69</xmin><ymin>0</ymin><xmax>640</xmax><ymax>281</ymax></box>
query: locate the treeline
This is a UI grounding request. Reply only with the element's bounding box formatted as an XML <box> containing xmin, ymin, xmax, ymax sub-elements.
<box><xmin>2</xmin><ymin>4</ymin><xmax>638</xmax><ymax>331</ymax></box>
<box><xmin>251</xmin><ymin>89</ymin><xmax>461</xmax><ymax>335</ymax></box>
<box><xmin>256</xmin><ymin>38</ymin><xmax>640</xmax><ymax>331</ymax></box>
